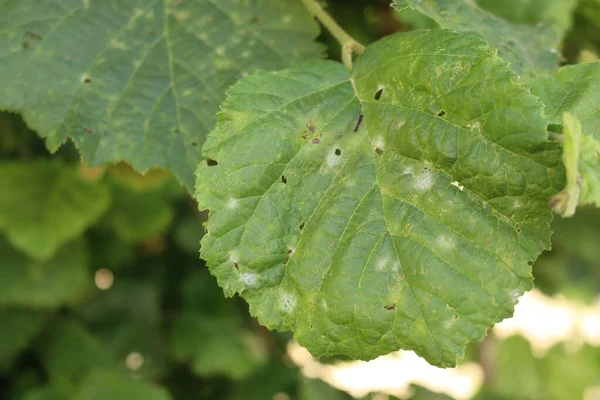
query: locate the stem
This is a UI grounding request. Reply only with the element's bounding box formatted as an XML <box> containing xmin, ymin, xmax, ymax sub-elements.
<box><xmin>300</xmin><ymin>0</ymin><xmax>365</xmax><ymax>69</ymax></box>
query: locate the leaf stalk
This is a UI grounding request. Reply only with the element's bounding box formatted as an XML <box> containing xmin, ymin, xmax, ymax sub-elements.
<box><xmin>300</xmin><ymin>0</ymin><xmax>365</xmax><ymax>69</ymax></box>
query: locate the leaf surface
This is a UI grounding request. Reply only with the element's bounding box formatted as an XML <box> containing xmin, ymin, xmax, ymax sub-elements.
<box><xmin>392</xmin><ymin>0</ymin><xmax>561</xmax><ymax>76</ymax></box>
<box><xmin>476</xmin><ymin>0</ymin><xmax>578</xmax><ymax>37</ymax></box>
<box><xmin>0</xmin><ymin>160</ymin><xmax>110</xmax><ymax>261</ymax></box>
<box><xmin>530</xmin><ymin>63</ymin><xmax>600</xmax><ymax>213</ymax></box>
<box><xmin>529</xmin><ymin>62</ymin><xmax>600</xmax><ymax>136</ymax></box>
<box><xmin>0</xmin><ymin>0</ymin><xmax>322</xmax><ymax>188</ymax></box>
<box><xmin>196</xmin><ymin>30</ymin><xmax>563</xmax><ymax>366</ymax></box>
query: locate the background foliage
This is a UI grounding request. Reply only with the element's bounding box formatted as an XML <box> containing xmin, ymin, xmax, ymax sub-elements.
<box><xmin>1</xmin><ymin>0</ymin><xmax>600</xmax><ymax>399</ymax></box>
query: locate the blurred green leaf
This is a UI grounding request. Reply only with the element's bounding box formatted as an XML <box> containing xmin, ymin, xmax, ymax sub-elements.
<box><xmin>298</xmin><ymin>377</ymin><xmax>353</xmax><ymax>400</ymax></box>
<box><xmin>40</xmin><ymin>320</ymin><xmax>120</xmax><ymax>381</ymax></box>
<box><xmin>228</xmin><ymin>362</ymin><xmax>300</xmax><ymax>400</ymax></box>
<box><xmin>494</xmin><ymin>336</ymin><xmax>543</xmax><ymax>399</ymax></box>
<box><xmin>0</xmin><ymin>160</ymin><xmax>110</xmax><ymax>261</ymax></box>
<box><xmin>174</xmin><ymin>216</ymin><xmax>205</xmax><ymax>256</ymax></box>
<box><xmin>0</xmin><ymin>309</ymin><xmax>47</xmax><ymax>371</ymax></box>
<box><xmin>101</xmin><ymin>184</ymin><xmax>175</xmax><ymax>244</ymax></box>
<box><xmin>491</xmin><ymin>335</ymin><xmax>600</xmax><ymax>400</ymax></box>
<box><xmin>77</xmin><ymin>280</ymin><xmax>166</xmax><ymax>379</ymax></box>
<box><xmin>171</xmin><ymin>313</ymin><xmax>267</xmax><ymax>380</ymax></box>
<box><xmin>75</xmin><ymin>370</ymin><xmax>171</xmax><ymax>400</ymax></box>
<box><xmin>0</xmin><ymin>238</ymin><xmax>91</xmax><ymax>308</ymax></box>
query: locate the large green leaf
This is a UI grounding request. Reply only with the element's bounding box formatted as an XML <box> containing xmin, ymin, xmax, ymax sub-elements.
<box><xmin>0</xmin><ymin>238</ymin><xmax>90</xmax><ymax>308</ymax></box>
<box><xmin>392</xmin><ymin>0</ymin><xmax>561</xmax><ymax>76</ymax></box>
<box><xmin>0</xmin><ymin>0</ymin><xmax>323</xmax><ymax>189</ymax></box>
<box><xmin>0</xmin><ymin>160</ymin><xmax>110</xmax><ymax>261</ymax></box>
<box><xmin>476</xmin><ymin>0</ymin><xmax>578</xmax><ymax>37</ymax></box>
<box><xmin>195</xmin><ymin>30</ymin><xmax>563</xmax><ymax>367</ymax></box>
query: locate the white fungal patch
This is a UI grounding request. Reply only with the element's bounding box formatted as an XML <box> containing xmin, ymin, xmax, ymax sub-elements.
<box><xmin>82</xmin><ymin>0</ymin><xmax>90</xmax><ymax>8</ymax></box>
<box><xmin>550</xmin><ymin>48</ymin><xmax>558</xmax><ymax>54</ymax></box>
<box><xmin>279</xmin><ymin>292</ymin><xmax>297</xmax><ymax>313</ymax></box>
<box><xmin>413</xmin><ymin>168</ymin><xmax>434</xmax><ymax>191</ymax></box>
<box><xmin>239</xmin><ymin>272</ymin><xmax>258</xmax><ymax>288</ymax></box>
<box><xmin>510</xmin><ymin>289</ymin><xmax>521</xmax><ymax>305</ymax></box>
<box><xmin>282</xmin><ymin>15</ymin><xmax>292</xmax><ymax>23</ymax></box>
<box><xmin>373</xmin><ymin>135</ymin><xmax>385</xmax><ymax>151</ymax></box>
<box><xmin>437</xmin><ymin>235</ymin><xmax>455</xmax><ymax>249</ymax></box>
<box><xmin>226</xmin><ymin>198</ymin><xmax>238</xmax><ymax>209</ymax></box>
<box><xmin>133</xmin><ymin>8</ymin><xmax>145</xmax><ymax>17</ymax></box>
<box><xmin>376</xmin><ymin>257</ymin><xmax>389</xmax><ymax>271</ymax></box>
<box><xmin>513</xmin><ymin>200</ymin><xmax>522</xmax><ymax>209</ymax></box>
<box><xmin>228</xmin><ymin>250</ymin><xmax>239</xmax><ymax>264</ymax></box>
<box><xmin>451</xmin><ymin>181</ymin><xmax>464</xmax><ymax>191</ymax></box>
<box><xmin>321</xmin><ymin>298</ymin><xmax>328</xmax><ymax>311</ymax></box>
<box><xmin>391</xmin><ymin>261</ymin><xmax>401</xmax><ymax>273</ymax></box>
<box><xmin>326</xmin><ymin>148</ymin><xmax>342</xmax><ymax>168</ymax></box>
<box><xmin>403</xmin><ymin>166</ymin><xmax>414</xmax><ymax>175</ymax></box>
<box><xmin>396</xmin><ymin>120</ymin><xmax>406</xmax><ymax>129</ymax></box>
<box><xmin>468</xmin><ymin>121</ymin><xmax>482</xmax><ymax>134</ymax></box>
<box><xmin>216</xmin><ymin>47</ymin><xmax>225</xmax><ymax>56</ymax></box>
<box><xmin>241</xmin><ymin>50</ymin><xmax>251</xmax><ymax>58</ymax></box>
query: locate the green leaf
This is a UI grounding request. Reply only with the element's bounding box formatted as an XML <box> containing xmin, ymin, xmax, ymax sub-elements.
<box><xmin>0</xmin><ymin>0</ymin><xmax>323</xmax><ymax>189</ymax></box>
<box><xmin>298</xmin><ymin>378</ymin><xmax>353</xmax><ymax>400</ymax></box>
<box><xmin>22</xmin><ymin>385</ymin><xmax>74</xmax><ymax>400</ymax></box>
<box><xmin>392</xmin><ymin>0</ymin><xmax>561</xmax><ymax>76</ymax></box>
<box><xmin>101</xmin><ymin>184</ymin><xmax>175</xmax><ymax>244</ymax></box>
<box><xmin>494</xmin><ymin>336</ymin><xmax>543</xmax><ymax>399</ymax></box>
<box><xmin>77</xmin><ymin>280</ymin><xmax>166</xmax><ymax>379</ymax></box>
<box><xmin>75</xmin><ymin>370</ymin><xmax>171</xmax><ymax>400</ymax></box>
<box><xmin>529</xmin><ymin>64</ymin><xmax>600</xmax><ymax>214</ymax></box>
<box><xmin>533</xmin><ymin>206</ymin><xmax>600</xmax><ymax>302</ymax></box>
<box><xmin>107</xmin><ymin>163</ymin><xmax>172</xmax><ymax>192</ymax></box>
<box><xmin>40</xmin><ymin>320</ymin><xmax>120</xmax><ymax>380</ymax></box>
<box><xmin>228</xmin><ymin>362</ymin><xmax>300</xmax><ymax>400</ymax></box>
<box><xmin>553</xmin><ymin>113</ymin><xmax>600</xmax><ymax>215</ymax></box>
<box><xmin>195</xmin><ymin>30</ymin><xmax>563</xmax><ymax>367</ymax></box>
<box><xmin>0</xmin><ymin>160</ymin><xmax>110</xmax><ymax>261</ymax></box>
<box><xmin>0</xmin><ymin>238</ymin><xmax>91</xmax><ymax>308</ymax></box>
<box><xmin>174</xmin><ymin>216</ymin><xmax>205</xmax><ymax>255</ymax></box>
<box><xmin>0</xmin><ymin>309</ymin><xmax>47</xmax><ymax>370</ymax></box>
<box><xmin>492</xmin><ymin>335</ymin><xmax>600</xmax><ymax>400</ymax></box>
<box><xmin>171</xmin><ymin>313</ymin><xmax>267</xmax><ymax>380</ymax></box>
<box><xmin>476</xmin><ymin>0</ymin><xmax>578</xmax><ymax>37</ymax></box>
<box><xmin>528</xmin><ymin>62</ymin><xmax>600</xmax><ymax>136</ymax></box>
